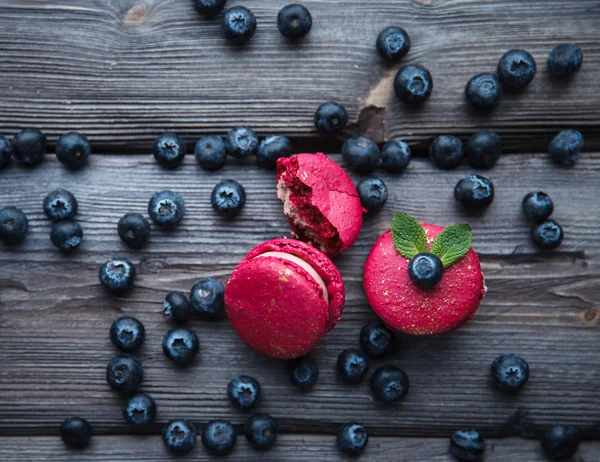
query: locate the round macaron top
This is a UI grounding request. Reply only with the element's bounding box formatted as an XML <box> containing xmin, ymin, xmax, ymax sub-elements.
<box><xmin>364</xmin><ymin>223</ymin><xmax>485</xmax><ymax>335</ymax></box>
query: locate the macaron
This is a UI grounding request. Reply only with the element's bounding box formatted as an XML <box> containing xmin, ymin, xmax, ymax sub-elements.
<box><xmin>364</xmin><ymin>223</ymin><xmax>485</xmax><ymax>335</ymax></box>
<box><xmin>225</xmin><ymin>238</ymin><xmax>345</xmax><ymax>359</ymax></box>
<box><xmin>276</xmin><ymin>153</ymin><xmax>363</xmax><ymax>256</ymax></box>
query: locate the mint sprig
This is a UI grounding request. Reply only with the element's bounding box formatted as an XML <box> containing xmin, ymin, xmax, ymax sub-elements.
<box><xmin>390</xmin><ymin>213</ymin><xmax>428</xmax><ymax>259</ymax></box>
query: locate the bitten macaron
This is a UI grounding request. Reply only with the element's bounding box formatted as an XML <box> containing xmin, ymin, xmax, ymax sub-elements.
<box><xmin>225</xmin><ymin>238</ymin><xmax>345</xmax><ymax>359</ymax></box>
<box><xmin>276</xmin><ymin>153</ymin><xmax>363</xmax><ymax>256</ymax></box>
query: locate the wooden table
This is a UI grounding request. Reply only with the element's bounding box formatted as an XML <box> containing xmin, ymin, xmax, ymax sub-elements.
<box><xmin>1</xmin><ymin>1</ymin><xmax>599</xmax><ymax>460</ymax></box>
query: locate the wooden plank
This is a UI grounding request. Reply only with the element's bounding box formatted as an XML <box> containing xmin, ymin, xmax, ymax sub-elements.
<box><xmin>0</xmin><ymin>0</ymin><xmax>598</xmax><ymax>151</ymax></box>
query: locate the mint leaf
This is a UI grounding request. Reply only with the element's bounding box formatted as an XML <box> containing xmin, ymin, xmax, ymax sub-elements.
<box><xmin>390</xmin><ymin>213</ymin><xmax>428</xmax><ymax>259</ymax></box>
<box><xmin>430</xmin><ymin>224</ymin><xmax>472</xmax><ymax>268</ymax></box>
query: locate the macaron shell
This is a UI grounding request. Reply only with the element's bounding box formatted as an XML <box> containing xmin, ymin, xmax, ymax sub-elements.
<box><xmin>364</xmin><ymin>224</ymin><xmax>485</xmax><ymax>335</ymax></box>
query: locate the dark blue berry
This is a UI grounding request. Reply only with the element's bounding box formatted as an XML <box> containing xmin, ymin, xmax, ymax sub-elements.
<box><xmin>277</xmin><ymin>4</ymin><xmax>312</xmax><ymax>40</ymax></box>
<box><xmin>99</xmin><ymin>258</ymin><xmax>136</xmax><ymax>292</ymax></box>
<box><xmin>123</xmin><ymin>393</ymin><xmax>156</xmax><ymax>425</ymax></box>
<box><xmin>548</xmin><ymin>43</ymin><xmax>583</xmax><ymax>78</ymax></box>
<box><xmin>106</xmin><ymin>353</ymin><xmax>143</xmax><ymax>395</ymax></box>
<box><xmin>59</xmin><ymin>417</ymin><xmax>92</xmax><ymax>449</ymax></box>
<box><xmin>162</xmin><ymin>419</ymin><xmax>197</xmax><ymax>456</ymax></box>
<box><xmin>43</xmin><ymin>189</ymin><xmax>78</xmax><ymax>223</ymax></box>
<box><xmin>163</xmin><ymin>291</ymin><xmax>192</xmax><ymax>324</ymax></box>
<box><xmin>497</xmin><ymin>49</ymin><xmax>536</xmax><ymax>90</ymax></box>
<box><xmin>289</xmin><ymin>357</ymin><xmax>318</xmax><ymax>390</ymax></box>
<box><xmin>466</xmin><ymin>131</ymin><xmax>502</xmax><ymax>169</ymax></box>
<box><xmin>450</xmin><ymin>429</ymin><xmax>486</xmax><ymax>461</ymax></box>
<box><xmin>245</xmin><ymin>413</ymin><xmax>278</xmax><ymax>450</ymax></box>
<box><xmin>381</xmin><ymin>139</ymin><xmax>411</xmax><ymax>173</ymax></box>
<box><xmin>532</xmin><ymin>219</ymin><xmax>563</xmax><ymax>250</ymax></box>
<box><xmin>190</xmin><ymin>277</ymin><xmax>225</xmax><ymax>318</ymax></box>
<box><xmin>12</xmin><ymin>129</ymin><xmax>46</xmax><ymax>166</ymax></box>
<box><xmin>227</xmin><ymin>375</ymin><xmax>261</xmax><ymax>410</ymax></box>
<box><xmin>376</xmin><ymin>26</ymin><xmax>410</xmax><ymax>63</ymax></box>
<box><xmin>225</xmin><ymin>126</ymin><xmax>258</xmax><ymax>158</ymax></box>
<box><xmin>222</xmin><ymin>7</ymin><xmax>256</xmax><ymax>44</ymax></box>
<box><xmin>0</xmin><ymin>207</ymin><xmax>28</xmax><ymax>245</ymax></box>
<box><xmin>314</xmin><ymin>102</ymin><xmax>348</xmax><ymax>134</ymax></box>
<box><xmin>110</xmin><ymin>316</ymin><xmax>145</xmax><ymax>352</ymax></box>
<box><xmin>541</xmin><ymin>425</ymin><xmax>580</xmax><ymax>461</ymax></box>
<box><xmin>193</xmin><ymin>0</ymin><xmax>227</xmax><ymax>18</ymax></box>
<box><xmin>0</xmin><ymin>135</ymin><xmax>12</xmax><ymax>169</ymax></box>
<box><xmin>465</xmin><ymin>73</ymin><xmax>502</xmax><ymax>109</ymax></box>
<box><xmin>394</xmin><ymin>64</ymin><xmax>433</xmax><ymax>105</ymax></box>
<box><xmin>342</xmin><ymin>137</ymin><xmax>381</xmax><ymax>173</ymax></box>
<box><xmin>162</xmin><ymin>328</ymin><xmax>199</xmax><ymax>366</ymax></box>
<box><xmin>152</xmin><ymin>132</ymin><xmax>186</xmax><ymax>168</ymax></box>
<box><xmin>257</xmin><ymin>135</ymin><xmax>292</xmax><ymax>168</ymax></box>
<box><xmin>491</xmin><ymin>354</ymin><xmax>530</xmax><ymax>391</ymax></box>
<box><xmin>56</xmin><ymin>132</ymin><xmax>90</xmax><ymax>169</ymax></box>
<box><xmin>430</xmin><ymin>135</ymin><xmax>464</xmax><ymax>170</ymax></box>
<box><xmin>455</xmin><ymin>174</ymin><xmax>494</xmax><ymax>210</ymax></box>
<box><xmin>337</xmin><ymin>423</ymin><xmax>368</xmax><ymax>456</ymax></box>
<box><xmin>194</xmin><ymin>135</ymin><xmax>227</xmax><ymax>171</ymax></box>
<box><xmin>202</xmin><ymin>420</ymin><xmax>237</xmax><ymax>456</ymax></box>
<box><xmin>408</xmin><ymin>252</ymin><xmax>443</xmax><ymax>289</ymax></box>
<box><xmin>211</xmin><ymin>179</ymin><xmax>246</xmax><ymax>217</ymax></box>
<box><xmin>117</xmin><ymin>213</ymin><xmax>151</xmax><ymax>249</ymax></box>
<box><xmin>357</xmin><ymin>176</ymin><xmax>388</xmax><ymax>212</ymax></box>
<box><xmin>359</xmin><ymin>321</ymin><xmax>395</xmax><ymax>358</ymax></box>
<box><xmin>148</xmin><ymin>190</ymin><xmax>185</xmax><ymax>228</ymax></box>
<box><xmin>337</xmin><ymin>348</ymin><xmax>369</xmax><ymax>384</ymax></box>
<box><xmin>548</xmin><ymin>129</ymin><xmax>584</xmax><ymax>166</ymax></box>
<box><xmin>50</xmin><ymin>221</ymin><xmax>83</xmax><ymax>252</ymax></box>
<box><xmin>522</xmin><ymin>192</ymin><xmax>554</xmax><ymax>222</ymax></box>
<box><xmin>369</xmin><ymin>365</ymin><xmax>409</xmax><ymax>402</ymax></box>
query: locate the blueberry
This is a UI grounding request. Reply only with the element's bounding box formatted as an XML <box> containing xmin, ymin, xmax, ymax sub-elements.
<box><xmin>342</xmin><ymin>137</ymin><xmax>381</xmax><ymax>173</ymax></box>
<box><xmin>190</xmin><ymin>277</ymin><xmax>224</xmax><ymax>318</ymax></box>
<box><xmin>211</xmin><ymin>179</ymin><xmax>246</xmax><ymax>217</ymax></box>
<box><xmin>277</xmin><ymin>4</ymin><xmax>312</xmax><ymax>40</ymax></box>
<box><xmin>148</xmin><ymin>190</ymin><xmax>185</xmax><ymax>228</ymax></box>
<box><xmin>359</xmin><ymin>321</ymin><xmax>395</xmax><ymax>358</ymax></box>
<box><xmin>430</xmin><ymin>135</ymin><xmax>465</xmax><ymax>170</ymax></box>
<box><xmin>337</xmin><ymin>348</ymin><xmax>369</xmax><ymax>384</ymax></box>
<box><xmin>99</xmin><ymin>257</ymin><xmax>136</xmax><ymax>292</ymax></box>
<box><xmin>357</xmin><ymin>176</ymin><xmax>388</xmax><ymax>212</ymax></box>
<box><xmin>245</xmin><ymin>413</ymin><xmax>278</xmax><ymax>450</ymax></box>
<box><xmin>193</xmin><ymin>0</ymin><xmax>227</xmax><ymax>18</ymax></box>
<box><xmin>314</xmin><ymin>102</ymin><xmax>348</xmax><ymax>134</ymax></box>
<box><xmin>522</xmin><ymin>192</ymin><xmax>554</xmax><ymax>222</ymax></box>
<box><xmin>548</xmin><ymin>129</ymin><xmax>584</xmax><ymax>166</ymax></box>
<box><xmin>369</xmin><ymin>365</ymin><xmax>409</xmax><ymax>402</ymax></box>
<box><xmin>0</xmin><ymin>135</ymin><xmax>12</xmax><ymax>169</ymax></box>
<box><xmin>152</xmin><ymin>132</ymin><xmax>186</xmax><ymax>168</ymax></box>
<box><xmin>376</xmin><ymin>26</ymin><xmax>410</xmax><ymax>63</ymax></box>
<box><xmin>257</xmin><ymin>135</ymin><xmax>292</xmax><ymax>169</ymax></box>
<box><xmin>162</xmin><ymin>419</ymin><xmax>197</xmax><ymax>456</ymax></box>
<box><xmin>465</xmin><ymin>73</ymin><xmax>502</xmax><ymax>109</ymax></box>
<box><xmin>450</xmin><ymin>429</ymin><xmax>486</xmax><ymax>461</ymax></box>
<box><xmin>56</xmin><ymin>132</ymin><xmax>90</xmax><ymax>169</ymax></box>
<box><xmin>394</xmin><ymin>64</ymin><xmax>433</xmax><ymax>105</ymax></box>
<box><xmin>202</xmin><ymin>420</ymin><xmax>237</xmax><ymax>456</ymax></box>
<box><xmin>194</xmin><ymin>135</ymin><xmax>227</xmax><ymax>171</ymax></box>
<box><xmin>337</xmin><ymin>423</ymin><xmax>368</xmax><ymax>456</ymax></box>
<box><xmin>0</xmin><ymin>206</ymin><xmax>29</xmax><ymax>245</ymax></box>
<box><xmin>106</xmin><ymin>353</ymin><xmax>143</xmax><ymax>395</ymax></box>
<box><xmin>225</xmin><ymin>126</ymin><xmax>259</xmax><ymax>158</ymax></box>
<box><xmin>454</xmin><ymin>174</ymin><xmax>494</xmax><ymax>210</ymax></box>
<box><xmin>109</xmin><ymin>316</ymin><xmax>145</xmax><ymax>352</ymax></box>
<box><xmin>466</xmin><ymin>131</ymin><xmax>502</xmax><ymax>169</ymax></box>
<box><xmin>408</xmin><ymin>252</ymin><xmax>443</xmax><ymax>289</ymax></box>
<box><xmin>43</xmin><ymin>189</ymin><xmax>78</xmax><ymax>223</ymax></box>
<box><xmin>50</xmin><ymin>221</ymin><xmax>83</xmax><ymax>252</ymax></box>
<box><xmin>117</xmin><ymin>213</ymin><xmax>151</xmax><ymax>249</ymax></box>
<box><xmin>227</xmin><ymin>375</ymin><xmax>261</xmax><ymax>410</ymax></box>
<box><xmin>162</xmin><ymin>327</ymin><xmax>199</xmax><ymax>366</ymax></box>
<box><xmin>163</xmin><ymin>291</ymin><xmax>192</xmax><ymax>324</ymax></box>
<box><xmin>490</xmin><ymin>354</ymin><xmax>529</xmax><ymax>392</ymax></box>
<box><xmin>548</xmin><ymin>43</ymin><xmax>583</xmax><ymax>78</ymax></box>
<box><xmin>531</xmin><ymin>219</ymin><xmax>563</xmax><ymax>250</ymax></box>
<box><xmin>12</xmin><ymin>129</ymin><xmax>46</xmax><ymax>166</ymax></box>
<box><xmin>222</xmin><ymin>7</ymin><xmax>256</xmax><ymax>44</ymax></box>
<box><xmin>123</xmin><ymin>393</ymin><xmax>156</xmax><ymax>425</ymax></box>
<box><xmin>59</xmin><ymin>417</ymin><xmax>92</xmax><ymax>449</ymax></box>
<box><xmin>381</xmin><ymin>139</ymin><xmax>411</xmax><ymax>173</ymax></box>
<box><xmin>288</xmin><ymin>357</ymin><xmax>318</xmax><ymax>390</ymax></box>
<box><xmin>497</xmin><ymin>49</ymin><xmax>536</xmax><ymax>90</ymax></box>
<box><xmin>541</xmin><ymin>425</ymin><xmax>580</xmax><ymax>461</ymax></box>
